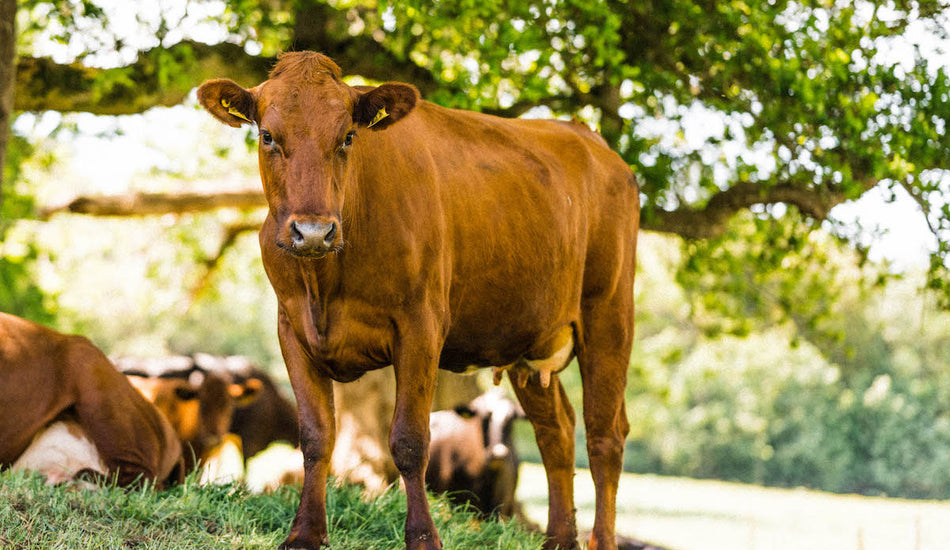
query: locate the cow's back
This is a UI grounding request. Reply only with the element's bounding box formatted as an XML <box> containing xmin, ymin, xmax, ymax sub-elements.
<box><xmin>355</xmin><ymin>102</ymin><xmax>638</xmax><ymax>368</ymax></box>
<box><xmin>0</xmin><ymin>313</ymin><xmax>80</xmax><ymax>463</ymax></box>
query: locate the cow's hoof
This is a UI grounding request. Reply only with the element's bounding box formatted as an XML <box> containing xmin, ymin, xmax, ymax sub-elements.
<box><xmin>543</xmin><ymin>539</ymin><xmax>580</xmax><ymax>550</ymax></box>
<box><xmin>278</xmin><ymin>535</ymin><xmax>330</xmax><ymax>550</ymax></box>
<box><xmin>406</xmin><ymin>532</ymin><xmax>442</xmax><ymax>550</ymax></box>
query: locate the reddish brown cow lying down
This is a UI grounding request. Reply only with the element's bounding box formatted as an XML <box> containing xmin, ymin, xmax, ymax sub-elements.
<box><xmin>0</xmin><ymin>313</ymin><xmax>182</xmax><ymax>487</ymax></box>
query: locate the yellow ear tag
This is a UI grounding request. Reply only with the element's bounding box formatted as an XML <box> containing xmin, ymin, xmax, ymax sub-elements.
<box><xmin>221</xmin><ymin>98</ymin><xmax>252</xmax><ymax>123</ymax></box>
<box><xmin>367</xmin><ymin>107</ymin><xmax>389</xmax><ymax>128</ymax></box>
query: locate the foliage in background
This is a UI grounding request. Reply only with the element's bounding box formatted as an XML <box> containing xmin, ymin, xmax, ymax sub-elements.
<box><xmin>384</xmin><ymin>0</ymin><xmax>950</xmax><ymax>291</ymax></box>
<box><xmin>615</xmin><ymin>232</ymin><xmax>950</xmax><ymax>499</ymax></box>
<box><xmin>0</xmin><ymin>132</ymin><xmax>53</xmax><ymax>323</ymax></box>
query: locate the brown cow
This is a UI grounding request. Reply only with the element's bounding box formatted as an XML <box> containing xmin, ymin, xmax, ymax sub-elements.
<box><xmin>198</xmin><ymin>51</ymin><xmax>638</xmax><ymax>550</ymax></box>
<box><xmin>191</xmin><ymin>354</ymin><xmax>299</xmax><ymax>459</ymax></box>
<box><xmin>0</xmin><ymin>313</ymin><xmax>182</xmax><ymax>487</ymax></box>
<box><xmin>115</xmin><ymin>355</ymin><xmax>260</xmax><ymax>474</ymax></box>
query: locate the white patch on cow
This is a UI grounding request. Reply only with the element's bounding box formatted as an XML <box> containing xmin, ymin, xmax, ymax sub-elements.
<box><xmin>12</xmin><ymin>420</ymin><xmax>106</xmax><ymax>488</ymax></box>
<box><xmin>245</xmin><ymin>442</ymin><xmax>305</xmax><ymax>493</ymax></box>
<box><xmin>199</xmin><ymin>433</ymin><xmax>245</xmax><ymax>485</ymax></box>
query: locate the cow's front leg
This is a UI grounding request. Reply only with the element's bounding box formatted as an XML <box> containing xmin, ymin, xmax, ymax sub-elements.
<box><xmin>277</xmin><ymin>310</ymin><xmax>335</xmax><ymax>550</ymax></box>
<box><xmin>390</xmin><ymin>330</ymin><xmax>442</xmax><ymax>550</ymax></box>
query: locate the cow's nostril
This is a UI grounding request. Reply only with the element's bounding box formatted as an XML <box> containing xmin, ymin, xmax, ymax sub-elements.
<box><xmin>290</xmin><ymin>221</ymin><xmax>305</xmax><ymax>245</ymax></box>
<box><xmin>324</xmin><ymin>222</ymin><xmax>338</xmax><ymax>244</ymax></box>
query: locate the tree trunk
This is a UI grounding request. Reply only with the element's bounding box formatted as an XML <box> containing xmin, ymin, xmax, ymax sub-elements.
<box><xmin>330</xmin><ymin>369</ymin><xmax>484</xmax><ymax>492</ymax></box>
<box><xmin>0</xmin><ymin>0</ymin><xmax>17</xmax><ymax>210</ymax></box>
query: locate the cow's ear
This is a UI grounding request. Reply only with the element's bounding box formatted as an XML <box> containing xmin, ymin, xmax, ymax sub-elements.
<box><xmin>197</xmin><ymin>79</ymin><xmax>256</xmax><ymax>127</ymax></box>
<box><xmin>230</xmin><ymin>378</ymin><xmax>264</xmax><ymax>407</ymax></box>
<box><xmin>353</xmin><ymin>82</ymin><xmax>419</xmax><ymax>130</ymax></box>
<box><xmin>453</xmin><ymin>404</ymin><xmax>477</xmax><ymax>419</ymax></box>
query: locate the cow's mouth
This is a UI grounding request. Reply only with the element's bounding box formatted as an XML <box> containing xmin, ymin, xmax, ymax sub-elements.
<box><xmin>277</xmin><ymin>240</ymin><xmax>343</xmax><ymax>259</ymax></box>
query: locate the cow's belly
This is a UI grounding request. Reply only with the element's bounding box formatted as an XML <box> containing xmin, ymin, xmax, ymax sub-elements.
<box><xmin>440</xmin><ymin>249</ymin><xmax>582</xmax><ymax>377</ymax></box>
<box><xmin>12</xmin><ymin>420</ymin><xmax>106</xmax><ymax>486</ymax></box>
<box><xmin>440</xmin><ymin>324</ymin><xmax>575</xmax><ymax>389</ymax></box>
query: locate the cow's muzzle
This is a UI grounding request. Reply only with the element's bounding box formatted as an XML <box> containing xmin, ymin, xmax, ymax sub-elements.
<box><xmin>280</xmin><ymin>216</ymin><xmax>342</xmax><ymax>258</ymax></box>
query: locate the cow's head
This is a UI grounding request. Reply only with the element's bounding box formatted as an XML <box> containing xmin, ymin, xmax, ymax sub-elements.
<box><xmin>197</xmin><ymin>51</ymin><xmax>419</xmax><ymax>258</ymax></box>
<box><xmin>459</xmin><ymin>390</ymin><xmax>526</xmax><ymax>465</ymax></box>
<box><xmin>125</xmin><ymin>367</ymin><xmax>262</xmax><ymax>467</ymax></box>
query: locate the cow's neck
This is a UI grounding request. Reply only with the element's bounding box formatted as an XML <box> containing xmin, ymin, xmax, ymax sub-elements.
<box><xmin>297</xmin><ymin>252</ymin><xmax>341</xmax><ymax>339</ymax></box>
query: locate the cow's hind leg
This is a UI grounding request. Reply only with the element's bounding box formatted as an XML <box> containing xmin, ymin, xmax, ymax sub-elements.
<box><xmin>576</xmin><ymin>297</ymin><xmax>634</xmax><ymax>550</ymax></box>
<box><xmin>510</xmin><ymin>371</ymin><xmax>579</xmax><ymax>550</ymax></box>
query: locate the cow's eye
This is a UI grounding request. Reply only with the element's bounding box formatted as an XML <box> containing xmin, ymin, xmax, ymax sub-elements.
<box><xmin>343</xmin><ymin>130</ymin><xmax>356</xmax><ymax>148</ymax></box>
<box><xmin>260</xmin><ymin>130</ymin><xmax>274</xmax><ymax>147</ymax></box>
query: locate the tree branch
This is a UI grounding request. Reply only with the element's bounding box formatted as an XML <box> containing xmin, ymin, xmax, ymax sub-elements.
<box><xmin>15</xmin><ymin>41</ymin><xmax>274</xmax><ymax>115</ymax></box>
<box><xmin>39</xmin><ymin>180</ymin><xmax>851</xmax><ymax>244</ymax></box>
<box><xmin>641</xmin><ymin>181</ymin><xmax>848</xmax><ymax>239</ymax></box>
<box><xmin>188</xmin><ymin>220</ymin><xmax>262</xmax><ymax>306</ymax></box>
<box><xmin>898</xmin><ymin>179</ymin><xmax>939</xmax><ymax>236</ymax></box>
<box><xmin>14</xmin><ymin>28</ymin><xmax>446</xmax><ymax>116</ymax></box>
<box><xmin>39</xmin><ymin>189</ymin><xmax>266</xmax><ymax>219</ymax></box>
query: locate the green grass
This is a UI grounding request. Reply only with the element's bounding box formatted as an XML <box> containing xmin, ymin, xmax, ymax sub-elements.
<box><xmin>9</xmin><ymin>464</ymin><xmax>950</xmax><ymax>550</ymax></box>
<box><xmin>0</xmin><ymin>471</ymin><xmax>543</xmax><ymax>550</ymax></box>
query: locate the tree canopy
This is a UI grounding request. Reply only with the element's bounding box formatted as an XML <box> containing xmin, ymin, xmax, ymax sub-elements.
<box><xmin>3</xmin><ymin>0</ymin><xmax>950</xmax><ymax>302</ymax></box>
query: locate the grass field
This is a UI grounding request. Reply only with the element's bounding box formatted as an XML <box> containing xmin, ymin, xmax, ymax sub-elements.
<box><xmin>0</xmin><ymin>470</ymin><xmax>542</xmax><ymax>549</ymax></box>
<box><xmin>517</xmin><ymin>463</ymin><xmax>950</xmax><ymax>550</ymax></box>
<box><xmin>3</xmin><ymin>465</ymin><xmax>949</xmax><ymax>549</ymax></box>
